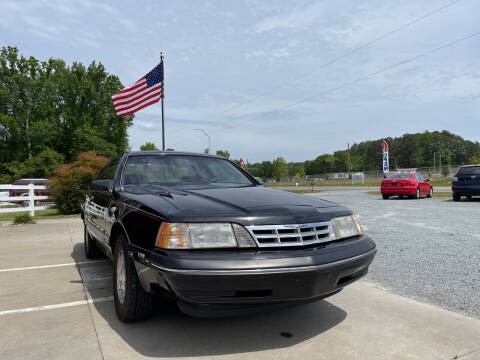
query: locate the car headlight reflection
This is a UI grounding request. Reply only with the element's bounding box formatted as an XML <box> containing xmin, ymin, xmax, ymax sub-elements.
<box><xmin>331</xmin><ymin>215</ymin><xmax>363</xmax><ymax>240</ymax></box>
<box><xmin>155</xmin><ymin>222</ymin><xmax>257</xmax><ymax>249</ymax></box>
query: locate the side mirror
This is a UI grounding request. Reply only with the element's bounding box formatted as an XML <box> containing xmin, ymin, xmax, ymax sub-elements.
<box><xmin>91</xmin><ymin>179</ymin><xmax>113</xmax><ymax>193</ymax></box>
<box><xmin>425</xmin><ymin>179</ymin><xmax>430</xmax><ymax>183</ymax></box>
<box><xmin>254</xmin><ymin>176</ymin><xmax>264</xmax><ymax>185</ymax></box>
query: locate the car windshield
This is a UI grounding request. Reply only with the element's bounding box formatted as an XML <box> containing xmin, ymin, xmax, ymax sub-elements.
<box><xmin>457</xmin><ymin>166</ymin><xmax>480</xmax><ymax>175</ymax></box>
<box><xmin>122</xmin><ymin>155</ymin><xmax>254</xmax><ymax>189</ymax></box>
<box><xmin>388</xmin><ymin>174</ymin><xmax>412</xmax><ymax>179</ymax></box>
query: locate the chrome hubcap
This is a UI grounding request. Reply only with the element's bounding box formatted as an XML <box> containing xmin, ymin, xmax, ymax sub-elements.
<box><xmin>116</xmin><ymin>249</ymin><xmax>126</xmax><ymax>304</ymax></box>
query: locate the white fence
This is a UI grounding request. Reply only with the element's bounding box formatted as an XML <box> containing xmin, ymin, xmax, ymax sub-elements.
<box><xmin>0</xmin><ymin>184</ymin><xmax>53</xmax><ymax>216</ymax></box>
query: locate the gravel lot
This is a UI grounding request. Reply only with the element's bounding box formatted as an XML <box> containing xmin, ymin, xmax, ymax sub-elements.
<box><xmin>310</xmin><ymin>190</ymin><xmax>480</xmax><ymax>319</ymax></box>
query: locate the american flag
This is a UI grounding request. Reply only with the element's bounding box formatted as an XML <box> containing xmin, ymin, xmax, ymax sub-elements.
<box><xmin>112</xmin><ymin>62</ymin><xmax>164</xmax><ymax>117</ymax></box>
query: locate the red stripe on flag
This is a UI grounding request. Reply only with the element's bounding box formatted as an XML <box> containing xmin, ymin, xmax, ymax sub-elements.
<box><xmin>114</xmin><ymin>89</ymin><xmax>163</xmax><ymax>113</ymax></box>
<box><xmin>113</xmin><ymin>77</ymin><xmax>146</xmax><ymax>96</ymax></box>
<box><xmin>113</xmin><ymin>83</ymin><xmax>163</xmax><ymax>107</ymax></box>
<box><xmin>116</xmin><ymin>97</ymin><xmax>162</xmax><ymax>117</ymax></box>
<box><xmin>112</xmin><ymin>84</ymin><xmax>148</xmax><ymax>102</ymax></box>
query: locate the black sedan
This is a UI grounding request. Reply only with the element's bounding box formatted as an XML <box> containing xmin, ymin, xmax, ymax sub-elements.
<box><xmin>82</xmin><ymin>151</ymin><xmax>376</xmax><ymax>321</ymax></box>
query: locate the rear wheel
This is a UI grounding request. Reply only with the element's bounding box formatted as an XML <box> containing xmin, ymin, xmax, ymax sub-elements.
<box><xmin>113</xmin><ymin>234</ymin><xmax>153</xmax><ymax>322</ymax></box>
<box><xmin>466</xmin><ymin>195</ymin><xmax>472</xmax><ymax>201</ymax></box>
<box><xmin>382</xmin><ymin>193</ymin><xmax>389</xmax><ymax>200</ymax></box>
<box><xmin>453</xmin><ymin>194</ymin><xmax>461</xmax><ymax>202</ymax></box>
<box><xmin>84</xmin><ymin>224</ymin><xmax>104</xmax><ymax>259</ymax></box>
<box><xmin>414</xmin><ymin>188</ymin><xmax>420</xmax><ymax>199</ymax></box>
<box><xmin>427</xmin><ymin>187</ymin><xmax>433</xmax><ymax>198</ymax></box>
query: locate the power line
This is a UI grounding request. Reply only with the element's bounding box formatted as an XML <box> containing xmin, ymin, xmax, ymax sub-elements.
<box><xmin>166</xmin><ymin>0</ymin><xmax>462</xmax><ymax>141</ymax></box>
<box><xmin>171</xmin><ymin>30</ymin><xmax>480</xmax><ymax>148</ymax></box>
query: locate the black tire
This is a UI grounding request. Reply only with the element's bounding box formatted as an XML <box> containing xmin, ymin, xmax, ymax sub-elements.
<box><xmin>84</xmin><ymin>224</ymin><xmax>104</xmax><ymax>259</ymax></box>
<box><xmin>427</xmin><ymin>187</ymin><xmax>433</xmax><ymax>198</ymax></box>
<box><xmin>414</xmin><ymin>188</ymin><xmax>420</xmax><ymax>199</ymax></box>
<box><xmin>382</xmin><ymin>193</ymin><xmax>389</xmax><ymax>200</ymax></box>
<box><xmin>466</xmin><ymin>195</ymin><xmax>472</xmax><ymax>201</ymax></box>
<box><xmin>453</xmin><ymin>194</ymin><xmax>461</xmax><ymax>202</ymax></box>
<box><xmin>113</xmin><ymin>234</ymin><xmax>153</xmax><ymax>322</ymax></box>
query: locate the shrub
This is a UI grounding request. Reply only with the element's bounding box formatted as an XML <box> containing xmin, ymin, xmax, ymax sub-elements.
<box><xmin>442</xmin><ymin>165</ymin><xmax>450</xmax><ymax>177</ymax></box>
<box><xmin>13</xmin><ymin>213</ymin><xmax>35</xmax><ymax>224</ymax></box>
<box><xmin>49</xmin><ymin>152</ymin><xmax>109</xmax><ymax>214</ymax></box>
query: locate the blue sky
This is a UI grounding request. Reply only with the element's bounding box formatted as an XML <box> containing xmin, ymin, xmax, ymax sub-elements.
<box><xmin>1</xmin><ymin>0</ymin><xmax>479</xmax><ymax>162</ymax></box>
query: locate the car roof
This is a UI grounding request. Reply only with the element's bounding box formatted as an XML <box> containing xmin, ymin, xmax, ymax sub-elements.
<box><xmin>460</xmin><ymin>164</ymin><xmax>480</xmax><ymax>167</ymax></box>
<box><xmin>126</xmin><ymin>151</ymin><xmax>224</xmax><ymax>159</ymax></box>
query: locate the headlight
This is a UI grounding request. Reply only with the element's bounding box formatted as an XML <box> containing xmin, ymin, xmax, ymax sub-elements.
<box><xmin>155</xmin><ymin>222</ymin><xmax>257</xmax><ymax>249</ymax></box>
<box><xmin>330</xmin><ymin>215</ymin><xmax>363</xmax><ymax>240</ymax></box>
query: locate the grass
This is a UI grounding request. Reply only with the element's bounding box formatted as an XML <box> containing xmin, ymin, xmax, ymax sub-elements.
<box><xmin>0</xmin><ymin>207</ymin><xmax>80</xmax><ymax>222</ymax></box>
<box><xmin>367</xmin><ymin>191</ymin><xmax>452</xmax><ymax>198</ymax></box>
<box><xmin>12</xmin><ymin>213</ymin><xmax>36</xmax><ymax>224</ymax></box>
<box><xmin>283</xmin><ymin>189</ymin><xmax>324</xmax><ymax>194</ymax></box>
<box><xmin>266</xmin><ymin>177</ymin><xmax>452</xmax><ymax>188</ymax></box>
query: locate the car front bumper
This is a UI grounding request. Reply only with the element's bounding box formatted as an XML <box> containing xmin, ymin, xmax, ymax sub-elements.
<box><xmin>132</xmin><ymin>235</ymin><xmax>376</xmax><ymax>315</ymax></box>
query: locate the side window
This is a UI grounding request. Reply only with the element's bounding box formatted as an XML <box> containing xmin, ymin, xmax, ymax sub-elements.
<box><xmin>97</xmin><ymin>158</ymin><xmax>120</xmax><ymax>180</ymax></box>
<box><xmin>415</xmin><ymin>174</ymin><xmax>423</xmax><ymax>181</ymax></box>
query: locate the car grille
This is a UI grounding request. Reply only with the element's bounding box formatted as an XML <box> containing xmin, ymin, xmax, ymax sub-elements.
<box><xmin>245</xmin><ymin>221</ymin><xmax>331</xmax><ymax>248</ymax></box>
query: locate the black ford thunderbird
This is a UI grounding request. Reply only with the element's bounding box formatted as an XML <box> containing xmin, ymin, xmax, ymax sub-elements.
<box><xmin>81</xmin><ymin>151</ymin><xmax>376</xmax><ymax>321</ymax></box>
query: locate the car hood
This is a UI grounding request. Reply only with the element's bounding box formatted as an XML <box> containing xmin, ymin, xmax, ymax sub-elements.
<box><xmin>121</xmin><ymin>185</ymin><xmax>351</xmax><ymax>225</ymax></box>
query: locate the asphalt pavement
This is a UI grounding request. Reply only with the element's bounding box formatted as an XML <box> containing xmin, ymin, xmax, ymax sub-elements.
<box><xmin>309</xmin><ymin>189</ymin><xmax>480</xmax><ymax>319</ymax></box>
<box><xmin>0</xmin><ymin>196</ymin><xmax>479</xmax><ymax>359</ymax></box>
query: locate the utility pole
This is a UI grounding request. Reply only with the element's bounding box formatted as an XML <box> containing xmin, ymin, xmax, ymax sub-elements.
<box><xmin>439</xmin><ymin>152</ymin><xmax>442</xmax><ymax>174</ymax></box>
<box><xmin>347</xmin><ymin>143</ymin><xmax>351</xmax><ymax>174</ymax></box>
<box><xmin>433</xmin><ymin>152</ymin><xmax>436</xmax><ymax>175</ymax></box>
<box><xmin>160</xmin><ymin>52</ymin><xmax>165</xmax><ymax>151</ymax></box>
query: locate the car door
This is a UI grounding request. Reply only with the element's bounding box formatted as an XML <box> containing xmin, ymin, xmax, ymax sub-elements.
<box><xmin>415</xmin><ymin>173</ymin><xmax>426</xmax><ymax>194</ymax></box>
<box><xmin>89</xmin><ymin>158</ymin><xmax>120</xmax><ymax>244</ymax></box>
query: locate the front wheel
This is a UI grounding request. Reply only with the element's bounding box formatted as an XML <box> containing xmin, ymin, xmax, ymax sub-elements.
<box><xmin>113</xmin><ymin>234</ymin><xmax>153</xmax><ymax>322</ymax></box>
<box><xmin>427</xmin><ymin>187</ymin><xmax>433</xmax><ymax>198</ymax></box>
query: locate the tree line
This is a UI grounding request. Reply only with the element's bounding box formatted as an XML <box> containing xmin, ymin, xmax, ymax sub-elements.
<box><xmin>0</xmin><ymin>46</ymin><xmax>133</xmax><ymax>183</ymax></box>
<box><xmin>245</xmin><ymin>131</ymin><xmax>480</xmax><ymax>180</ymax></box>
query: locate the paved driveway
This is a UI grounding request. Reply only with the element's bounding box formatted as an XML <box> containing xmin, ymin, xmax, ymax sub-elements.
<box><xmin>0</xmin><ymin>215</ymin><xmax>479</xmax><ymax>360</ymax></box>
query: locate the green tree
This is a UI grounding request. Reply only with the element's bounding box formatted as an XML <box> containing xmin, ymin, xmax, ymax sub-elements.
<box><xmin>140</xmin><ymin>142</ymin><xmax>158</xmax><ymax>151</ymax></box>
<box><xmin>272</xmin><ymin>157</ymin><xmax>288</xmax><ymax>180</ymax></box>
<box><xmin>216</xmin><ymin>150</ymin><xmax>230</xmax><ymax>159</ymax></box>
<box><xmin>288</xmin><ymin>162</ymin><xmax>305</xmax><ymax>177</ymax></box>
<box><xmin>469</xmin><ymin>155</ymin><xmax>480</xmax><ymax>164</ymax></box>
<box><xmin>0</xmin><ymin>46</ymin><xmax>133</xmax><ymax>167</ymax></box>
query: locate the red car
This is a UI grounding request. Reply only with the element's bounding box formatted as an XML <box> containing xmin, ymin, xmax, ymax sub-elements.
<box><xmin>9</xmin><ymin>179</ymin><xmax>51</xmax><ymax>205</ymax></box>
<box><xmin>381</xmin><ymin>172</ymin><xmax>433</xmax><ymax>199</ymax></box>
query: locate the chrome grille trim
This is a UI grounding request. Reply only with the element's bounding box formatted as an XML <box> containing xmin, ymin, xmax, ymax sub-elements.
<box><xmin>245</xmin><ymin>221</ymin><xmax>331</xmax><ymax>248</ymax></box>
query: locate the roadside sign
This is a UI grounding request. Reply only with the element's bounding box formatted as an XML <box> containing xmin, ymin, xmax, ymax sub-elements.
<box><xmin>382</xmin><ymin>140</ymin><xmax>389</xmax><ymax>178</ymax></box>
<box><xmin>296</xmin><ymin>173</ymin><xmax>301</xmax><ymax>178</ymax></box>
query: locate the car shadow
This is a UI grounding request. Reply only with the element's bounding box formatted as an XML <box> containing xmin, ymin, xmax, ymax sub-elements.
<box><xmin>71</xmin><ymin>243</ymin><xmax>347</xmax><ymax>357</ymax></box>
<box><xmin>441</xmin><ymin>197</ymin><xmax>480</xmax><ymax>202</ymax></box>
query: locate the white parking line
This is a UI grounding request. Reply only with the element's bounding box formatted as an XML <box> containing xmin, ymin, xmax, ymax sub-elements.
<box><xmin>0</xmin><ymin>297</ymin><xmax>113</xmax><ymax>316</ymax></box>
<box><xmin>0</xmin><ymin>260</ymin><xmax>109</xmax><ymax>273</ymax></box>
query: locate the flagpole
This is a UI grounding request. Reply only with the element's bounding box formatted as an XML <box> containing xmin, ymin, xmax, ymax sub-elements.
<box><xmin>161</xmin><ymin>52</ymin><xmax>165</xmax><ymax>151</ymax></box>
